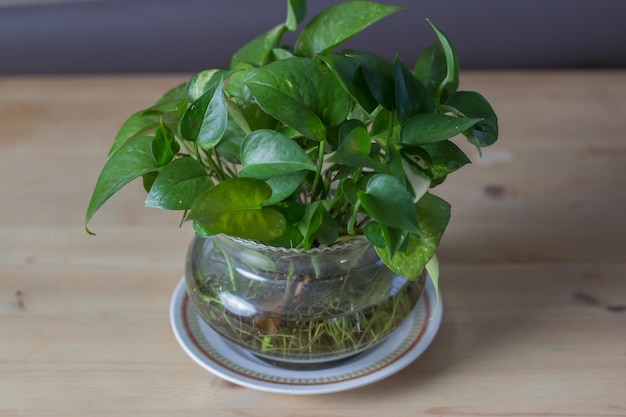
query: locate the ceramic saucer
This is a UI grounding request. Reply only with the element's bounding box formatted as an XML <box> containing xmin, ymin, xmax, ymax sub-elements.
<box><xmin>170</xmin><ymin>277</ymin><xmax>442</xmax><ymax>395</ymax></box>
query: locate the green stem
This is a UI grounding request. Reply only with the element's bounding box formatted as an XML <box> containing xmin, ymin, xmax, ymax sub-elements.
<box><xmin>223</xmin><ymin>160</ymin><xmax>238</xmax><ymax>178</ymax></box>
<box><xmin>202</xmin><ymin>148</ymin><xmax>227</xmax><ymax>181</ymax></box>
<box><xmin>175</xmin><ymin>136</ymin><xmax>196</xmax><ymax>157</ymax></box>
<box><xmin>215</xmin><ymin>238</ymin><xmax>237</xmax><ymax>291</ymax></box>
<box><xmin>213</xmin><ymin>148</ymin><xmax>226</xmax><ymax>177</ymax></box>
<box><xmin>310</xmin><ymin>140</ymin><xmax>326</xmax><ymax>203</ymax></box>
<box><xmin>347</xmin><ymin>200</ymin><xmax>362</xmax><ymax>235</ymax></box>
<box><xmin>383</xmin><ymin>111</ymin><xmax>394</xmax><ymax>164</ymax></box>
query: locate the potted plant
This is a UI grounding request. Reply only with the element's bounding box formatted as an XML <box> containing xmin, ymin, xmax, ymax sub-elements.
<box><xmin>85</xmin><ymin>0</ymin><xmax>498</xmax><ymax>364</ymax></box>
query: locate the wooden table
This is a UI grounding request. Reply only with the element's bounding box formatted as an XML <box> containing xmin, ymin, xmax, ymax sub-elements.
<box><xmin>1</xmin><ymin>71</ymin><xmax>625</xmax><ymax>416</ymax></box>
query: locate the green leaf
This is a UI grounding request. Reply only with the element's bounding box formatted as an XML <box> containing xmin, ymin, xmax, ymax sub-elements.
<box><xmin>321</xmin><ymin>53</ymin><xmax>378</xmax><ymax>113</ymax></box>
<box><xmin>151</xmin><ymin>119</ymin><xmax>179</xmax><ymax>166</ymax></box>
<box><xmin>230</xmin><ymin>24</ymin><xmax>286</xmax><ymax>68</ymax></box>
<box><xmin>411</xmin><ymin>192</ymin><xmax>452</xmax><ymax>254</ymax></box>
<box><xmin>380</xmin><ymin>224</ymin><xmax>409</xmax><ymax>258</ymax></box>
<box><xmin>446</xmin><ymin>91</ymin><xmax>499</xmax><ymax>147</ymax></box>
<box><xmin>187</xmin><ymin>69</ymin><xmax>234</xmax><ymax>102</ymax></box>
<box><xmin>295</xmin><ymin>1</ymin><xmax>403</xmax><ymax>56</ymax></box>
<box><xmin>401</xmin><ymin>113</ymin><xmax>482</xmax><ymax>145</ymax></box>
<box><xmin>224</xmin><ymin>64</ymin><xmax>254</xmax><ymax>100</ymax></box>
<box><xmin>181</xmin><ymin>80</ymin><xmax>228</xmax><ymax>149</ymax></box>
<box><xmin>414</xmin><ymin>41</ymin><xmax>446</xmax><ymax>98</ymax></box>
<box><xmin>198</xmin><ymin>81</ymin><xmax>228</xmax><ymax>150</ymax></box>
<box><xmin>234</xmin><ymin>98</ymin><xmax>277</xmax><ymax>131</ymax></box>
<box><xmin>328</xmin><ymin>124</ymin><xmax>385</xmax><ymax>171</ymax></box>
<box><xmin>193</xmin><ymin>219</ymin><xmax>217</xmax><ymax>238</ymax></box>
<box><xmin>240</xmin><ymin>130</ymin><xmax>316</xmax><ymax>179</ymax></box>
<box><xmin>394</xmin><ymin>56</ymin><xmax>434</xmax><ymax>123</ymax></box>
<box><xmin>271</xmin><ymin>47</ymin><xmax>295</xmax><ymax>61</ymax></box>
<box><xmin>427</xmin><ymin>19</ymin><xmax>460</xmax><ymax>100</ymax></box>
<box><xmin>245</xmin><ymin>57</ymin><xmax>350</xmax><ymax>140</ymax></box>
<box><xmin>225</xmin><ymin>98</ymin><xmax>251</xmax><ymax>135</ymax></box>
<box><xmin>425</xmin><ymin>254</ymin><xmax>441</xmax><ymax>317</ymax></box>
<box><xmin>296</xmin><ymin>201</ymin><xmax>336</xmax><ymax>249</ymax></box>
<box><xmin>418</xmin><ymin>140</ymin><xmax>471</xmax><ymax>180</ymax></box>
<box><xmin>346</xmin><ymin>51</ymin><xmax>395</xmax><ymax>111</ymax></box>
<box><xmin>107</xmin><ymin>100</ymin><xmax>184</xmax><ymax>157</ymax></box>
<box><xmin>156</xmin><ymin>82</ymin><xmax>188</xmax><ymax>105</ymax></box>
<box><xmin>375</xmin><ymin>193</ymin><xmax>450</xmax><ymax>280</ymax></box>
<box><xmin>108</xmin><ymin>111</ymin><xmax>159</xmax><ymax>157</ymax></box>
<box><xmin>144</xmin><ymin>157</ymin><xmax>213</xmax><ymax>210</ymax></box>
<box><xmin>358</xmin><ymin>174</ymin><xmax>420</xmax><ymax>233</ymax></box>
<box><xmin>286</xmin><ymin>0</ymin><xmax>307</xmax><ymax>31</ymax></box>
<box><xmin>85</xmin><ymin>136</ymin><xmax>160</xmax><ymax>233</ymax></box>
<box><xmin>264</xmin><ymin>225</ymin><xmax>303</xmax><ymax>248</ymax></box>
<box><xmin>264</xmin><ymin>170</ymin><xmax>307</xmax><ymax>205</ymax></box>
<box><xmin>270</xmin><ymin>200</ymin><xmax>306</xmax><ymax>225</ymax></box>
<box><xmin>142</xmin><ymin>171</ymin><xmax>158</xmax><ymax>193</ymax></box>
<box><xmin>187</xmin><ymin>178</ymin><xmax>286</xmax><ymax>241</ymax></box>
<box><xmin>342</xmin><ymin>178</ymin><xmax>360</xmax><ymax>206</ymax></box>
<box><xmin>401</xmin><ymin>157</ymin><xmax>431</xmax><ymax>200</ymax></box>
<box><xmin>341</xmin><ymin>172</ymin><xmax>374</xmax><ymax>206</ymax></box>
<box><xmin>315</xmin><ymin>204</ymin><xmax>339</xmax><ymax>246</ymax></box>
<box><xmin>363</xmin><ymin>221</ymin><xmax>386</xmax><ymax>248</ymax></box>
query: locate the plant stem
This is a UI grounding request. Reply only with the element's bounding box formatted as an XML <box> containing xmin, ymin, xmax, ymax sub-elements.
<box><xmin>310</xmin><ymin>140</ymin><xmax>326</xmax><ymax>203</ymax></box>
<box><xmin>202</xmin><ymin>148</ymin><xmax>227</xmax><ymax>181</ymax></box>
<box><xmin>213</xmin><ymin>148</ymin><xmax>226</xmax><ymax>177</ymax></box>
<box><xmin>347</xmin><ymin>200</ymin><xmax>362</xmax><ymax>235</ymax></box>
<box><xmin>383</xmin><ymin>110</ymin><xmax>394</xmax><ymax>164</ymax></box>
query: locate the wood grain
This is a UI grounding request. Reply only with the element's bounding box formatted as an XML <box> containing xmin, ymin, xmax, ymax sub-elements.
<box><xmin>1</xmin><ymin>72</ymin><xmax>625</xmax><ymax>416</ymax></box>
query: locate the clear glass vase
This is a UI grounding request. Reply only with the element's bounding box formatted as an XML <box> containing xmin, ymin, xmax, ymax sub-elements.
<box><xmin>185</xmin><ymin>234</ymin><xmax>425</xmax><ymax>365</ymax></box>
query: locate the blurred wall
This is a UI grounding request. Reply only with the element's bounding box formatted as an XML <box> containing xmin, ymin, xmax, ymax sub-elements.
<box><xmin>1</xmin><ymin>0</ymin><xmax>625</xmax><ymax>74</ymax></box>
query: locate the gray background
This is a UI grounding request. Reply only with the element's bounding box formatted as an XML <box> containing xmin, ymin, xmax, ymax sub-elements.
<box><xmin>1</xmin><ymin>0</ymin><xmax>626</xmax><ymax>74</ymax></box>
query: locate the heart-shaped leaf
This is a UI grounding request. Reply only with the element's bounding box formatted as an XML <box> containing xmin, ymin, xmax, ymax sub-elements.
<box><xmin>295</xmin><ymin>1</ymin><xmax>403</xmax><ymax>56</ymax></box>
<box><xmin>418</xmin><ymin>140</ymin><xmax>471</xmax><ymax>180</ymax></box>
<box><xmin>363</xmin><ymin>221</ymin><xmax>386</xmax><ymax>248</ymax></box>
<box><xmin>156</xmin><ymin>82</ymin><xmax>188</xmax><ymax>105</ymax></box>
<box><xmin>321</xmin><ymin>53</ymin><xmax>378</xmax><ymax>113</ymax></box>
<box><xmin>181</xmin><ymin>80</ymin><xmax>228</xmax><ymax>150</ymax></box>
<box><xmin>144</xmin><ymin>157</ymin><xmax>213</xmax><ymax>210</ymax></box>
<box><xmin>394</xmin><ymin>56</ymin><xmax>434</xmax><ymax>123</ymax></box>
<box><xmin>414</xmin><ymin>41</ymin><xmax>447</xmax><ymax>98</ymax></box>
<box><xmin>187</xmin><ymin>178</ymin><xmax>286</xmax><ymax>241</ymax></box>
<box><xmin>286</xmin><ymin>0</ymin><xmax>307</xmax><ymax>31</ymax></box>
<box><xmin>245</xmin><ymin>57</ymin><xmax>350</xmax><ymax>140</ymax></box>
<box><xmin>108</xmin><ymin>100</ymin><xmax>184</xmax><ymax>157</ymax></box>
<box><xmin>240</xmin><ymin>130</ymin><xmax>316</xmax><ymax>179</ymax></box>
<box><xmin>375</xmin><ymin>193</ymin><xmax>450</xmax><ymax>280</ymax></box>
<box><xmin>357</xmin><ymin>174</ymin><xmax>420</xmax><ymax>233</ymax></box>
<box><xmin>401</xmin><ymin>157</ymin><xmax>431</xmax><ymax>202</ymax></box>
<box><xmin>151</xmin><ymin>119</ymin><xmax>179</xmax><ymax>166</ymax></box>
<box><xmin>187</xmin><ymin>69</ymin><xmax>235</xmax><ymax>102</ymax></box>
<box><xmin>328</xmin><ymin>124</ymin><xmax>385</xmax><ymax>171</ymax></box>
<box><xmin>401</xmin><ymin>113</ymin><xmax>482</xmax><ymax>145</ymax></box>
<box><xmin>230</xmin><ymin>24</ymin><xmax>286</xmax><ymax>68</ymax></box>
<box><xmin>427</xmin><ymin>19</ymin><xmax>459</xmax><ymax>100</ymax></box>
<box><xmin>85</xmin><ymin>136</ymin><xmax>160</xmax><ymax>233</ymax></box>
<box><xmin>264</xmin><ymin>170</ymin><xmax>307</xmax><ymax>205</ymax></box>
<box><xmin>446</xmin><ymin>91</ymin><xmax>499</xmax><ymax>147</ymax></box>
<box><xmin>346</xmin><ymin>51</ymin><xmax>395</xmax><ymax>111</ymax></box>
<box><xmin>109</xmin><ymin>111</ymin><xmax>159</xmax><ymax>157</ymax></box>
<box><xmin>296</xmin><ymin>200</ymin><xmax>337</xmax><ymax>249</ymax></box>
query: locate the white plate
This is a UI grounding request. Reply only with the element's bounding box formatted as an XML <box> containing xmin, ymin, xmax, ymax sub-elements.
<box><xmin>170</xmin><ymin>277</ymin><xmax>442</xmax><ymax>395</ymax></box>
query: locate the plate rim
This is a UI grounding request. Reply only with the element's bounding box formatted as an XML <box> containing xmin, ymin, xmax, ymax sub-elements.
<box><xmin>170</xmin><ymin>277</ymin><xmax>442</xmax><ymax>394</ymax></box>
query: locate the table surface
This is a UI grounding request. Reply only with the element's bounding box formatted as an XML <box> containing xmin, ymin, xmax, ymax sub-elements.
<box><xmin>1</xmin><ymin>71</ymin><xmax>625</xmax><ymax>416</ymax></box>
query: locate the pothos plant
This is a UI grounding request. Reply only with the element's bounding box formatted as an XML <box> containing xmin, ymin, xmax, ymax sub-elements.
<box><xmin>85</xmin><ymin>0</ymin><xmax>498</xmax><ymax>295</ymax></box>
